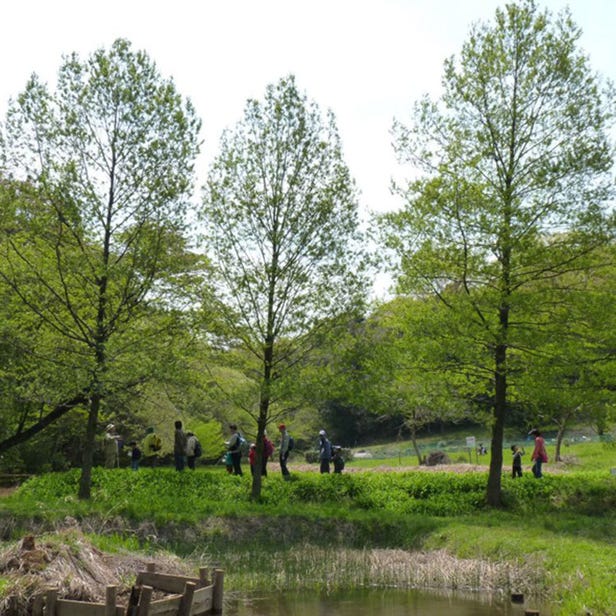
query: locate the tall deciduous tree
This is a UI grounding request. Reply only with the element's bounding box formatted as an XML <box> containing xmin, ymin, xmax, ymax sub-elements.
<box><xmin>0</xmin><ymin>39</ymin><xmax>201</xmax><ymax>498</ymax></box>
<box><xmin>201</xmin><ymin>75</ymin><xmax>367</xmax><ymax>498</ymax></box>
<box><xmin>381</xmin><ymin>0</ymin><xmax>614</xmax><ymax>505</ymax></box>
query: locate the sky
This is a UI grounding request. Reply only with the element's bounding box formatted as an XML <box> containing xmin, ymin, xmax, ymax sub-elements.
<box><xmin>1</xmin><ymin>0</ymin><xmax>614</xmax><ymax>219</ymax></box>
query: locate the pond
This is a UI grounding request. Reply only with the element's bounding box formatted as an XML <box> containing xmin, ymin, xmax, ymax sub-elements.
<box><xmin>223</xmin><ymin>588</ymin><xmax>551</xmax><ymax>615</ymax></box>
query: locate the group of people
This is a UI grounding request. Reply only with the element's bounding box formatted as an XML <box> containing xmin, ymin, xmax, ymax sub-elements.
<box><xmin>106</xmin><ymin>421</ymin><xmax>548</xmax><ymax>479</ymax></box>
<box><xmin>225</xmin><ymin>423</ymin><xmax>294</xmax><ymax>479</ymax></box>
<box><xmin>104</xmin><ymin>421</ymin><xmax>347</xmax><ymax>475</ymax></box>
<box><xmin>511</xmin><ymin>428</ymin><xmax>548</xmax><ymax>478</ymax></box>
<box><xmin>102</xmin><ymin>422</ymin><xmax>176</xmax><ymax>471</ymax></box>
<box><xmin>225</xmin><ymin>425</ymin><xmax>344</xmax><ymax>477</ymax></box>
<box><xmin>173</xmin><ymin>420</ymin><xmax>202</xmax><ymax>471</ymax></box>
<box><xmin>318</xmin><ymin>429</ymin><xmax>345</xmax><ymax>474</ymax></box>
<box><xmin>103</xmin><ymin>424</ymin><xmax>156</xmax><ymax>471</ymax></box>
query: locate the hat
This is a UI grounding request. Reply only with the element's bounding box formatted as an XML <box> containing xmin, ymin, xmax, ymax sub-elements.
<box><xmin>319</xmin><ymin>429</ymin><xmax>326</xmax><ymax>436</ymax></box>
<box><xmin>278</xmin><ymin>423</ymin><xmax>286</xmax><ymax>430</ymax></box>
<box><xmin>106</xmin><ymin>424</ymin><xmax>115</xmax><ymax>431</ymax></box>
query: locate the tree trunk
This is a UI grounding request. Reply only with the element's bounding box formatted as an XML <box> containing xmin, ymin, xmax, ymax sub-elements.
<box><xmin>78</xmin><ymin>391</ymin><xmax>101</xmax><ymax>499</ymax></box>
<box><xmin>410</xmin><ymin>425</ymin><xmax>422</xmax><ymax>465</ymax></box>
<box><xmin>251</xmin><ymin>415</ymin><xmax>267</xmax><ymax>501</ymax></box>
<box><xmin>251</xmin><ymin>337</ymin><xmax>274</xmax><ymax>500</ymax></box>
<box><xmin>487</xmin><ymin>343</ymin><xmax>507</xmax><ymax>507</ymax></box>
<box><xmin>0</xmin><ymin>393</ymin><xmax>88</xmax><ymax>454</ymax></box>
<box><xmin>554</xmin><ymin>419</ymin><xmax>569</xmax><ymax>462</ymax></box>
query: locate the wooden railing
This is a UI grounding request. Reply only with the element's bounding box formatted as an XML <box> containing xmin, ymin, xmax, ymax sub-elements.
<box><xmin>33</xmin><ymin>562</ymin><xmax>224</xmax><ymax>616</ymax></box>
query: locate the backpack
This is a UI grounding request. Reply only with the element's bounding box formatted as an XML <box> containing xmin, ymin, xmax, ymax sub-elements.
<box><xmin>194</xmin><ymin>439</ymin><xmax>202</xmax><ymax>458</ymax></box>
<box><xmin>334</xmin><ymin>456</ymin><xmax>345</xmax><ymax>472</ymax></box>
<box><xmin>238</xmin><ymin>434</ymin><xmax>250</xmax><ymax>456</ymax></box>
<box><xmin>264</xmin><ymin>437</ymin><xmax>274</xmax><ymax>458</ymax></box>
<box><xmin>287</xmin><ymin>435</ymin><xmax>295</xmax><ymax>452</ymax></box>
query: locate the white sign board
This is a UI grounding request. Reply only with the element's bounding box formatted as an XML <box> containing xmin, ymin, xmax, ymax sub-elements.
<box><xmin>466</xmin><ymin>436</ymin><xmax>476</xmax><ymax>449</ymax></box>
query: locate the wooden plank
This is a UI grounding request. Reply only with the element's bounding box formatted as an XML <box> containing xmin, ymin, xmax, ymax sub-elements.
<box><xmin>55</xmin><ymin>599</ymin><xmax>106</xmax><ymax>616</ymax></box>
<box><xmin>189</xmin><ymin>587</ymin><xmax>213</xmax><ymax>615</ymax></box>
<box><xmin>135</xmin><ymin>573</ymin><xmax>201</xmax><ymax>594</ymax></box>
<box><xmin>144</xmin><ymin>595</ymin><xmax>182</xmax><ymax>616</ymax></box>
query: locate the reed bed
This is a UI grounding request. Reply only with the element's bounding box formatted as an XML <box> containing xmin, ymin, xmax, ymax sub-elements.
<box><xmin>195</xmin><ymin>543</ymin><xmax>546</xmax><ymax>599</ymax></box>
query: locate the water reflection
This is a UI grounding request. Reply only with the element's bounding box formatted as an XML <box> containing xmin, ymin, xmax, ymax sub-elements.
<box><xmin>224</xmin><ymin>588</ymin><xmax>549</xmax><ymax>615</ymax></box>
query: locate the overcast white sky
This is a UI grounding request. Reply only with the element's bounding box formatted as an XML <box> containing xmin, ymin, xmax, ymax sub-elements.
<box><xmin>1</xmin><ymin>0</ymin><xmax>614</xmax><ymax>217</ymax></box>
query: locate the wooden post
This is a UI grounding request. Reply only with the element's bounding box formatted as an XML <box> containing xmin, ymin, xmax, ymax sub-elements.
<box><xmin>178</xmin><ymin>581</ymin><xmax>196</xmax><ymax>616</ymax></box>
<box><xmin>126</xmin><ymin>586</ymin><xmax>140</xmax><ymax>616</ymax></box>
<box><xmin>105</xmin><ymin>585</ymin><xmax>117</xmax><ymax>616</ymax></box>
<box><xmin>137</xmin><ymin>585</ymin><xmax>153</xmax><ymax>616</ymax></box>
<box><xmin>45</xmin><ymin>588</ymin><xmax>57</xmax><ymax>616</ymax></box>
<box><xmin>32</xmin><ymin>593</ymin><xmax>44</xmax><ymax>616</ymax></box>
<box><xmin>212</xmin><ymin>569</ymin><xmax>224</xmax><ymax>613</ymax></box>
<box><xmin>199</xmin><ymin>566</ymin><xmax>209</xmax><ymax>586</ymax></box>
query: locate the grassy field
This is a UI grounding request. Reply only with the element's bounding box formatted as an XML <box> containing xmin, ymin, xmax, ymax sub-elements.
<box><xmin>1</xmin><ymin>436</ymin><xmax>616</xmax><ymax>615</ymax></box>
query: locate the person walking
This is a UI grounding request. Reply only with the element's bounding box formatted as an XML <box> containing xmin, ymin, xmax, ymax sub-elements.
<box><xmin>227</xmin><ymin>424</ymin><xmax>243</xmax><ymax>475</ymax></box>
<box><xmin>318</xmin><ymin>429</ymin><xmax>332</xmax><ymax>474</ymax></box>
<box><xmin>174</xmin><ymin>420</ymin><xmax>188</xmax><ymax>471</ymax></box>
<box><xmin>103</xmin><ymin>424</ymin><xmax>121</xmax><ymax>469</ymax></box>
<box><xmin>332</xmin><ymin>446</ymin><xmax>345</xmax><ymax>473</ymax></box>
<box><xmin>511</xmin><ymin>444</ymin><xmax>524</xmax><ymax>478</ymax></box>
<box><xmin>278</xmin><ymin>423</ymin><xmax>292</xmax><ymax>479</ymax></box>
<box><xmin>142</xmin><ymin>427</ymin><xmax>162</xmax><ymax>467</ymax></box>
<box><xmin>529</xmin><ymin>429</ymin><xmax>548</xmax><ymax>478</ymax></box>
<box><xmin>261</xmin><ymin>431</ymin><xmax>274</xmax><ymax>477</ymax></box>
<box><xmin>186</xmin><ymin>431</ymin><xmax>199</xmax><ymax>470</ymax></box>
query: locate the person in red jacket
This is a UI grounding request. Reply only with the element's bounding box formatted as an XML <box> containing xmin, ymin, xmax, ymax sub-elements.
<box><xmin>248</xmin><ymin>443</ymin><xmax>257</xmax><ymax>476</ymax></box>
<box><xmin>529</xmin><ymin>429</ymin><xmax>548</xmax><ymax>478</ymax></box>
<box><xmin>261</xmin><ymin>432</ymin><xmax>275</xmax><ymax>476</ymax></box>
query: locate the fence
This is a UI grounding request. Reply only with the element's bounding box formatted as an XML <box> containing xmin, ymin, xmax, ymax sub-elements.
<box><xmin>32</xmin><ymin>562</ymin><xmax>224</xmax><ymax>616</ymax></box>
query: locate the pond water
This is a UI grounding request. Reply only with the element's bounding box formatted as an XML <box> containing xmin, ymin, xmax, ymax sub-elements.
<box><xmin>223</xmin><ymin>588</ymin><xmax>550</xmax><ymax>615</ymax></box>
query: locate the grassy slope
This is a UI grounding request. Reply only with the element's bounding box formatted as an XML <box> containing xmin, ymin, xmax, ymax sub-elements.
<box><xmin>1</xmin><ymin>438</ymin><xmax>616</xmax><ymax>615</ymax></box>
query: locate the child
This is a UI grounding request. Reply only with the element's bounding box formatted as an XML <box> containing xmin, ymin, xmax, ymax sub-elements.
<box><xmin>511</xmin><ymin>444</ymin><xmax>523</xmax><ymax>478</ymax></box>
<box><xmin>332</xmin><ymin>446</ymin><xmax>345</xmax><ymax>473</ymax></box>
<box><xmin>224</xmin><ymin>451</ymin><xmax>234</xmax><ymax>474</ymax></box>
<box><xmin>248</xmin><ymin>443</ymin><xmax>257</xmax><ymax>476</ymax></box>
<box><xmin>127</xmin><ymin>441</ymin><xmax>142</xmax><ymax>471</ymax></box>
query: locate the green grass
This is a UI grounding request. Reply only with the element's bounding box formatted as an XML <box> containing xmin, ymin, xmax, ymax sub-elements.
<box><xmin>3</xmin><ymin>438</ymin><xmax>616</xmax><ymax>615</ymax></box>
<box><xmin>348</xmin><ymin>433</ymin><xmax>616</xmax><ymax>470</ymax></box>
